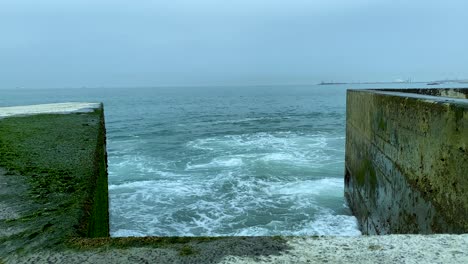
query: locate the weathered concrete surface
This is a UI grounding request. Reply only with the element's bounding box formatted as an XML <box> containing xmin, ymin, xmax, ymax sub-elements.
<box><xmin>7</xmin><ymin>235</ymin><xmax>468</xmax><ymax>264</ymax></box>
<box><xmin>0</xmin><ymin>103</ymin><xmax>109</xmax><ymax>257</ymax></box>
<box><xmin>379</xmin><ymin>88</ymin><xmax>468</xmax><ymax>99</ymax></box>
<box><xmin>345</xmin><ymin>89</ymin><xmax>468</xmax><ymax>234</ymax></box>
<box><xmin>0</xmin><ymin>102</ymin><xmax>101</xmax><ymax>118</ymax></box>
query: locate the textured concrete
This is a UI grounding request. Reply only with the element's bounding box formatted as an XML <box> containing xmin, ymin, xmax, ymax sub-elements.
<box><xmin>378</xmin><ymin>88</ymin><xmax>468</xmax><ymax>99</ymax></box>
<box><xmin>0</xmin><ymin>102</ymin><xmax>101</xmax><ymax>118</ymax></box>
<box><xmin>345</xmin><ymin>88</ymin><xmax>468</xmax><ymax>234</ymax></box>
<box><xmin>8</xmin><ymin>235</ymin><xmax>468</xmax><ymax>264</ymax></box>
<box><xmin>0</xmin><ymin>103</ymin><xmax>109</xmax><ymax>258</ymax></box>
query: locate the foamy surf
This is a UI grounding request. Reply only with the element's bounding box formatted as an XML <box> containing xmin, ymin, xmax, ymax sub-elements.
<box><xmin>109</xmin><ymin>131</ymin><xmax>360</xmax><ymax>237</ymax></box>
<box><xmin>103</xmin><ymin>85</ymin><xmax>362</xmax><ymax>237</ymax></box>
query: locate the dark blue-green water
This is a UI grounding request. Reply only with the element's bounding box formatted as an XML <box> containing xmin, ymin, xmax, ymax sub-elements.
<box><xmin>3</xmin><ymin>84</ymin><xmax>464</xmax><ymax>236</ymax></box>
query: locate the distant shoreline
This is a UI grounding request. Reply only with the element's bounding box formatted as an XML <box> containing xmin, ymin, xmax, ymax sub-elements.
<box><xmin>318</xmin><ymin>80</ymin><xmax>468</xmax><ymax>85</ymax></box>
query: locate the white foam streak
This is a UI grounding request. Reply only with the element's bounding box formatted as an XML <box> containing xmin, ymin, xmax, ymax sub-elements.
<box><xmin>266</xmin><ymin>178</ymin><xmax>343</xmax><ymax>196</ymax></box>
<box><xmin>186</xmin><ymin>157</ymin><xmax>244</xmax><ymax>170</ymax></box>
<box><xmin>112</xmin><ymin>229</ymin><xmax>146</xmax><ymax>237</ymax></box>
<box><xmin>307</xmin><ymin>214</ymin><xmax>361</xmax><ymax>236</ymax></box>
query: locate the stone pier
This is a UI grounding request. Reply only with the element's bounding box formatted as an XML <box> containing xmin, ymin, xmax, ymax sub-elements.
<box><xmin>345</xmin><ymin>88</ymin><xmax>468</xmax><ymax>234</ymax></box>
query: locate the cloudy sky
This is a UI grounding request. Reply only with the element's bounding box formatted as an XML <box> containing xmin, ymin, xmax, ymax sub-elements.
<box><xmin>0</xmin><ymin>0</ymin><xmax>467</xmax><ymax>88</ymax></box>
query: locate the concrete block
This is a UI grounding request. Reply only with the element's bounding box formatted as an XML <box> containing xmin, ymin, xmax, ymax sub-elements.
<box><xmin>345</xmin><ymin>88</ymin><xmax>468</xmax><ymax>234</ymax></box>
<box><xmin>0</xmin><ymin>103</ymin><xmax>109</xmax><ymax>256</ymax></box>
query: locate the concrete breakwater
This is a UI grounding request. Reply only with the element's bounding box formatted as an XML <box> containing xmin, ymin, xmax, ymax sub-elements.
<box><xmin>0</xmin><ymin>100</ymin><xmax>467</xmax><ymax>263</ymax></box>
<box><xmin>345</xmin><ymin>88</ymin><xmax>468</xmax><ymax>234</ymax></box>
<box><xmin>0</xmin><ymin>103</ymin><xmax>109</xmax><ymax>255</ymax></box>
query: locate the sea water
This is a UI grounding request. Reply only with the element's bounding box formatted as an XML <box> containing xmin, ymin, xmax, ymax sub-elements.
<box><xmin>3</xmin><ymin>83</ymin><xmax>463</xmax><ymax>237</ymax></box>
<box><xmin>106</xmin><ymin>85</ymin><xmax>356</xmax><ymax>237</ymax></box>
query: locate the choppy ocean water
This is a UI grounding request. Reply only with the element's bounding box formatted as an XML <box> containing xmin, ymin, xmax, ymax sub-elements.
<box><xmin>3</xmin><ymin>83</ymin><xmax>464</xmax><ymax>237</ymax></box>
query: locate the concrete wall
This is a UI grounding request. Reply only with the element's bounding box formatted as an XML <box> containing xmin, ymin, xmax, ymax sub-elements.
<box><xmin>345</xmin><ymin>89</ymin><xmax>468</xmax><ymax>234</ymax></box>
<box><xmin>86</xmin><ymin>107</ymin><xmax>110</xmax><ymax>237</ymax></box>
<box><xmin>378</xmin><ymin>88</ymin><xmax>468</xmax><ymax>99</ymax></box>
<box><xmin>0</xmin><ymin>103</ymin><xmax>109</xmax><ymax>256</ymax></box>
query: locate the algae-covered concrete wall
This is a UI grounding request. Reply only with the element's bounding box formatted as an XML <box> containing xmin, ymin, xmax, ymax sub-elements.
<box><xmin>0</xmin><ymin>103</ymin><xmax>109</xmax><ymax>257</ymax></box>
<box><xmin>345</xmin><ymin>89</ymin><xmax>468</xmax><ymax>234</ymax></box>
<box><xmin>379</xmin><ymin>88</ymin><xmax>468</xmax><ymax>99</ymax></box>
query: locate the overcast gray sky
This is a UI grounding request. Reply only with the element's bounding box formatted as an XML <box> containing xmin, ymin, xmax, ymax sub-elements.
<box><xmin>0</xmin><ymin>0</ymin><xmax>467</xmax><ymax>88</ymax></box>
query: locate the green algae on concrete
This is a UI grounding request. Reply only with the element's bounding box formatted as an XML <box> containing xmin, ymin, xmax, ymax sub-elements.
<box><xmin>345</xmin><ymin>88</ymin><xmax>468</xmax><ymax>234</ymax></box>
<box><xmin>0</xmin><ymin>103</ymin><xmax>109</xmax><ymax>257</ymax></box>
<box><xmin>11</xmin><ymin>236</ymin><xmax>291</xmax><ymax>263</ymax></box>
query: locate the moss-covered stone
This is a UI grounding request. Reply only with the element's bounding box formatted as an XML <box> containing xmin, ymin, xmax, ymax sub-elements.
<box><xmin>345</xmin><ymin>88</ymin><xmax>468</xmax><ymax>234</ymax></box>
<box><xmin>0</xmin><ymin>105</ymin><xmax>109</xmax><ymax>256</ymax></box>
<box><xmin>66</xmin><ymin>236</ymin><xmax>222</xmax><ymax>250</ymax></box>
<box><xmin>355</xmin><ymin>158</ymin><xmax>377</xmax><ymax>188</ymax></box>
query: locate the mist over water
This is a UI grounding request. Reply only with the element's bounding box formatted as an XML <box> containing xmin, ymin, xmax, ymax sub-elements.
<box><xmin>3</xmin><ymin>84</ymin><xmax>465</xmax><ymax>236</ymax></box>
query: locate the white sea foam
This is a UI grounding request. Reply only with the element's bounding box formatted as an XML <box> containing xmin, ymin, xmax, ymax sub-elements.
<box><xmin>185</xmin><ymin>132</ymin><xmax>338</xmax><ymax>170</ymax></box>
<box><xmin>306</xmin><ymin>213</ymin><xmax>361</xmax><ymax>236</ymax></box>
<box><xmin>108</xmin><ymin>130</ymin><xmax>359</xmax><ymax>237</ymax></box>
<box><xmin>111</xmin><ymin>229</ymin><xmax>146</xmax><ymax>237</ymax></box>
<box><xmin>186</xmin><ymin>157</ymin><xmax>244</xmax><ymax>170</ymax></box>
<box><xmin>266</xmin><ymin>178</ymin><xmax>343</xmax><ymax>196</ymax></box>
<box><xmin>229</xmin><ymin>211</ymin><xmax>361</xmax><ymax>237</ymax></box>
<box><xmin>196</xmin><ymin>116</ymin><xmax>292</xmax><ymax>126</ymax></box>
<box><xmin>109</xmin><ymin>172</ymin><xmax>360</xmax><ymax>237</ymax></box>
<box><xmin>259</xmin><ymin>153</ymin><xmax>297</xmax><ymax>162</ymax></box>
